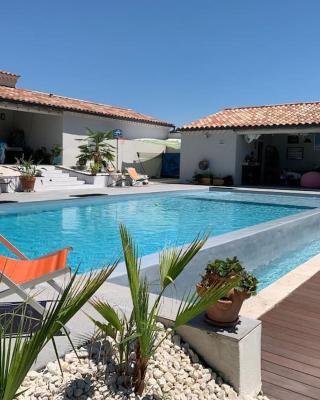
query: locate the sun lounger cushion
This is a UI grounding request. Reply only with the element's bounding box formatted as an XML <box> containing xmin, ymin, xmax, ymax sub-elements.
<box><xmin>0</xmin><ymin>248</ymin><xmax>69</xmax><ymax>284</ymax></box>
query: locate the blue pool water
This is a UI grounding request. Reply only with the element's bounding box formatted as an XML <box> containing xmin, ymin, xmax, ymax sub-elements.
<box><xmin>254</xmin><ymin>238</ymin><xmax>320</xmax><ymax>291</ymax></box>
<box><xmin>0</xmin><ymin>190</ymin><xmax>314</xmax><ymax>275</ymax></box>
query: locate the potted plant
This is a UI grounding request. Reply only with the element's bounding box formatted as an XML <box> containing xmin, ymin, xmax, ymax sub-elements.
<box><xmin>77</xmin><ymin>128</ymin><xmax>115</xmax><ymax>173</ymax></box>
<box><xmin>212</xmin><ymin>176</ymin><xmax>225</xmax><ymax>186</ymax></box>
<box><xmin>51</xmin><ymin>144</ymin><xmax>63</xmax><ymax>165</ymax></box>
<box><xmin>193</xmin><ymin>172</ymin><xmax>213</xmax><ymax>185</ymax></box>
<box><xmin>90</xmin><ymin>162</ymin><xmax>101</xmax><ymax>176</ymax></box>
<box><xmin>15</xmin><ymin>157</ymin><xmax>41</xmax><ymax>192</ymax></box>
<box><xmin>197</xmin><ymin>257</ymin><xmax>258</xmax><ymax>327</ymax></box>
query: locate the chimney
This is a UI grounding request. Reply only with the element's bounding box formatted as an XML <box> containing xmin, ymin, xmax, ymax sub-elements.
<box><xmin>0</xmin><ymin>70</ymin><xmax>20</xmax><ymax>88</ymax></box>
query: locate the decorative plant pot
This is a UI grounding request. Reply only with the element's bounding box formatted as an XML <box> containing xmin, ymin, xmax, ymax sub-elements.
<box><xmin>20</xmin><ymin>176</ymin><xmax>36</xmax><ymax>192</ymax></box>
<box><xmin>196</xmin><ymin>283</ymin><xmax>249</xmax><ymax>327</ymax></box>
<box><xmin>199</xmin><ymin>177</ymin><xmax>212</xmax><ymax>185</ymax></box>
<box><xmin>212</xmin><ymin>178</ymin><xmax>224</xmax><ymax>186</ymax></box>
<box><xmin>52</xmin><ymin>155</ymin><xmax>62</xmax><ymax>165</ymax></box>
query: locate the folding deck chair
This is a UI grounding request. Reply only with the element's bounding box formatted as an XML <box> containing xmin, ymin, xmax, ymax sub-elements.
<box><xmin>126</xmin><ymin>167</ymin><xmax>149</xmax><ymax>186</ymax></box>
<box><xmin>0</xmin><ymin>234</ymin><xmax>72</xmax><ymax>315</ymax></box>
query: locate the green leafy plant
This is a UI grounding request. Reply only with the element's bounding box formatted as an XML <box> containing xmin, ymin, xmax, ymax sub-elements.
<box><xmin>89</xmin><ymin>300</ymin><xmax>135</xmax><ymax>386</ymax></box>
<box><xmin>200</xmin><ymin>257</ymin><xmax>258</xmax><ymax>295</ymax></box>
<box><xmin>90</xmin><ymin>225</ymin><xmax>239</xmax><ymax>395</ymax></box>
<box><xmin>205</xmin><ymin>257</ymin><xmax>243</xmax><ymax>278</ymax></box>
<box><xmin>51</xmin><ymin>144</ymin><xmax>62</xmax><ymax>157</ymax></box>
<box><xmin>90</xmin><ymin>162</ymin><xmax>102</xmax><ymax>176</ymax></box>
<box><xmin>15</xmin><ymin>157</ymin><xmax>42</xmax><ymax>177</ymax></box>
<box><xmin>0</xmin><ymin>264</ymin><xmax>117</xmax><ymax>400</ymax></box>
<box><xmin>237</xmin><ymin>270</ymin><xmax>258</xmax><ymax>295</ymax></box>
<box><xmin>77</xmin><ymin>129</ymin><xmax>115</xmax><ymax>172</ymax></box>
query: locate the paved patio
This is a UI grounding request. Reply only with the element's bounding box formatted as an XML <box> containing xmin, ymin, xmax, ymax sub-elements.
<box><xmin>0</xmin><ymin>180</ymin><xmax>203</xmax><ymax>203</ymax></box>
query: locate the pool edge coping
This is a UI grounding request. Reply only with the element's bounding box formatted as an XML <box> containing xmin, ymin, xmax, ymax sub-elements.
<box><xmin>241</xmin><ymin>252</ymin><xmax>320</xmax><ymax>319</ymax></box>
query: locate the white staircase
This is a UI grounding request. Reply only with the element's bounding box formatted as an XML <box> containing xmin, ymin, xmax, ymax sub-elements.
<box><xmin>34</xmin><ymin>166</ymin><xmax>89</xmax><ymax>192</ymax></box>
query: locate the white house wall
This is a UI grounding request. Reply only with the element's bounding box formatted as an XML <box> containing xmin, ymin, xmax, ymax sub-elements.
<box><xmin>180</xmin><ymin>131</ymin><xmax>238</xmax><ymax>183</ymax></box>
<box><xmin>62</xmin><ymin>112</ymin><xmax>171</xmax><ymax>166</ymax></box>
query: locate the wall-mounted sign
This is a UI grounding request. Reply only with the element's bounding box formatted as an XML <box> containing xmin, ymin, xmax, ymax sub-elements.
<box><xmin>112</xmin><ymin>129</ymin><xmax>123</xmax><ymax>139</ymax></box>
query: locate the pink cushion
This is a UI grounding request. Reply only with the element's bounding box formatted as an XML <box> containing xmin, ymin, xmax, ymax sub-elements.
<box><xmin>301</xmin><ymin>171</ymin><xmax>320</xmax><ymax>188</ymax></box>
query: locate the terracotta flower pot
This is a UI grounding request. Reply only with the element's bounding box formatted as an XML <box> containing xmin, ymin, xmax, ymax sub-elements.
<box><xmin>197</xmin><ymin>283</ymin><xmax>250</xmax><ymax>327</ymax></box>
<box><xmin>212</xmin><ymin>178</ymin><xmax>224</xmax><ymax>186</ymax></box>
<box><xmin>20</xmin><ymin>176</ymin><xmax>36</xmax><ymax>192</ymax></box>
<box><xmin>199</xmin><ymin>177</ymin><xmax>212</xmax><ymax>185</ymax></box>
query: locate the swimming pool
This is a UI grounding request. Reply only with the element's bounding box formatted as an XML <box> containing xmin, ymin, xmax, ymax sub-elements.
<box><xmin>0</xmin><ymin>190</ymin><xmax>315</xmax><ymax>275</ymax></box>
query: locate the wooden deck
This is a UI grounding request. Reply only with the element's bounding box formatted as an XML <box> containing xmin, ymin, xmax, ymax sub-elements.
<box><xmin>261</xmin><ymin>271</ymin><xmax>320</xmax><ymax>400</ymax></box>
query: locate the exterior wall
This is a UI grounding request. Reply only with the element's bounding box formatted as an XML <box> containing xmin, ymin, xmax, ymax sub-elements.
<box><xmin>180</xmin><ymin>131</ymin><xmax>238</xmax><ymax>183</ymax></box>
<box><xmin>62</xmin><ymin>112</ymin><xmax>171</xmax><ymax>166</ymax></box>
<box><xmin>117</xmin><ymin>139</ymin><xmax>166</xmax><ymax>177</ymax></box>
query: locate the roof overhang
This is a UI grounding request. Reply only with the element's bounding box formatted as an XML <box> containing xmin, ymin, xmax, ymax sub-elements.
<box><xmin>179</xmin><ymin>123</ymin><xmax>320</xmax><ymax>135</ymax></box>
<box><xmin>0</xmin><ymin>97</ymin><xmax>174</xmax><ymax>127</ymax></box>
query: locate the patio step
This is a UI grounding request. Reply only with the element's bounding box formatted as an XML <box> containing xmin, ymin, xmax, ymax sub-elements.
<box><xmin>34</xmin><ymin>166</ymin><xmax>90</xmax><ymax>192</ymax></box>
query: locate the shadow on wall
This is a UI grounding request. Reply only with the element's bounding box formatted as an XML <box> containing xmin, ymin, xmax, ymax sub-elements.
<box><xmin>122</xmin><ymin>154</ymin><xmax>162</xmax><ymax>178</ymax></box>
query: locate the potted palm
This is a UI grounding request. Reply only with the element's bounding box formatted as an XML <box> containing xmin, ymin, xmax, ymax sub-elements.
<box><xmin>15</xmin><ymin>157</ymin><xmax>41</xmax><ymax>192</ymax></box>
<box><xmin>77</xmin><ymin>128</ymin><xmax>115</xmax><ymax>173</ymax></box>
<box><xmin>197</xmin><ymin>257</ymin><xmax>258</xmax><ymax>327</ymax></box>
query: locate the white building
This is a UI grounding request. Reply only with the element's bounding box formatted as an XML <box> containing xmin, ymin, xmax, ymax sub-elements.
<box><xmin>0</xmin><ymin>70</ymin><xmax>173</xmax><ymax>167</ymax></box>
<box><xmin>179</xmin><ymin>102</ymin><xmax>320</xmax><ymax>186</ymax></box>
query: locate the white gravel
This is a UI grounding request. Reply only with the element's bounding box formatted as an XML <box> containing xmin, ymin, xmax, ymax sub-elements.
<box><xmin>17</xmin><ymin>324</ymin><xmax>269</xmax><ymax>400</ymax></box>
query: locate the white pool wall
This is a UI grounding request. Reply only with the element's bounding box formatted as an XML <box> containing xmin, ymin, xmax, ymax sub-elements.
<box><xmin>110</xmin><ymin>208</ymin><xmax>320</xmax><ymax>298</ymax></box>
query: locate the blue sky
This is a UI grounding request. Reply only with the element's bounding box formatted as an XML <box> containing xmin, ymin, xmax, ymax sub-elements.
<box><xmin>1</xmin><ymin>0</ymin><xmax>320</xmax><ymax>126</ymax></box>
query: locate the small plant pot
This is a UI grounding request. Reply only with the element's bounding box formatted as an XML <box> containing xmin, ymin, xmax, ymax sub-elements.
<box><xmin>52</xmin><ymin>155</ymin><xmax>62</xmax><ymax>165</ymax></box>
<box><xmin>212</xmin><ymin>178</ymin><xmax>224</xmax><ymax>186</ymax></box>
<box><xmin>196</xmin><ymin>284</ymin><xmax>250</xmax><ymax>327</ymax></box>
<box><xmin>20</xmin><ymin>176</ymin><xmax>36</xmax><ymax>192</ymax></box>
<box><xmin>199</xmin><ymin>177</ymin><xmax>212</xmax><ymax>185</ymax></box>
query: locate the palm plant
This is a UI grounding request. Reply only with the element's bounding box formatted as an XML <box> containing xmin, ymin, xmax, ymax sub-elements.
<box><xmin>91</xmin><ymin>225</ymin><xmax>239</xmax><ymax>395</ymax></box>
<box><xmin>77</xmin><ymin>129</ymin><xmax>115</xmax><ymax>172</ymax></box>
<box><xmin>0</xmin><ymin>263</ymin><xmax>117</xmax><ymax>400</ymax></box>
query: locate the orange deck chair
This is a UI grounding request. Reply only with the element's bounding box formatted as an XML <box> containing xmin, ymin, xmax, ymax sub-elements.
<box><xmin>0</xmin><ymin>234</ymin><xmax>72</xmax><ymax>314</ymax></box>
<box><xmin>126</xmin><ymin>167</ymin><xmax>149</xmax><ymax>186</ymax></box>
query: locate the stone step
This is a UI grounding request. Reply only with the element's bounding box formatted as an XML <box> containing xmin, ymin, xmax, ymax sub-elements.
<box><xmin>33</xmin><ymin>166</ymin><xmax>96</xmax><ymax>192</ymax></box>
<box><xmin>35</xmin><ymin>185</ymin><xmax>92</xmax><ymax>192</ymax></box>
<box><xmin>37</xmin><ymin>176</ymin><xmax>82</xmax><ymax>183</ymax></box>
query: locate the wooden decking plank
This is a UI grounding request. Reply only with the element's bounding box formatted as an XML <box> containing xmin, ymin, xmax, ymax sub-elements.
<box><xmin>262</xmin><ymin>335</ymin><xmax>320</xmax><ymax>361</ymax></box>
<box><xmin>262</xmin><ymin>351</ymin><xmax>320</xmax><ymax>378</ymax></box>
<box><xmin>262</xmin><ymin>314</ymin><xmax>320</xmax><ymax>336</ymax></box>
<box><xmin>262</xmin><ymin>325</ymin><xmax>320</xmax><ymax>351</ymax></box>
<box><xmin>261</xmin><ymin>272</ymin><xmax>320</xmax><ymax>400</ymax></box>
<box><xmin>262</xmin><ymin>360</ymin><xmax>320</xmax><ymax>389</ymax></box>
<box><xmin>262</xmin><ymin>382</ymin><xmax>314</xmax><ymax>400</ymax></box>
<box><xmin>262</xmin><ymin>370</ymin><xmax>320</xmax><ymax>399</ymax></box>
<box><xmin>262</xmin><ymin>341</ymin><xmax>320</xmax><ymax>368</ymax></box>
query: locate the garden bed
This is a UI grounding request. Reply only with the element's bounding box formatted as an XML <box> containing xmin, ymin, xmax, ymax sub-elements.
<box><xmin>18</xmin><ymin>324</ymin><xmax>268</xmax><ymax>400</ymax></box>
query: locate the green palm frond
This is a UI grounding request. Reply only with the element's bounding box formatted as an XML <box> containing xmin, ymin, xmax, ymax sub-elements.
<box><xmin>174</xmin><ymin>277</ymin><xmax>239</xmax><ymax>328</ymax></box>
<box><xmin>159</xmin><ymin>233</ymin><xmax>209</xmax><ymax>290</ymax></box>
<box><xmin>0</xmin><ymin>263</ymin><xmax>117</xmax><ymax>400</ymax></box>
<box><xmin>90</xmin><ymin>299</ymin><xmax>123</xmax><ymax>333</ymax></box>
<box><xmin>119</xmin><ymin>224</ymin><xmax>141</xmax><ymax>317</ymax></box>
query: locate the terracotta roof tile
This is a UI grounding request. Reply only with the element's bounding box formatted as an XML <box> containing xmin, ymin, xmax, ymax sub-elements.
<box><xmin>0</xmin><ymin>85</ymin><xmax>173</xmax><ymax>127</ymax></box>
<box><xmin>0</xmin><ymin>70</ymin><xmax>20</xmax><ymax>77</ymax></box>
<box><xmin>180</xmin><ymin>102</ymin><xmax>320</xmax><ymax>131</ymax></box>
